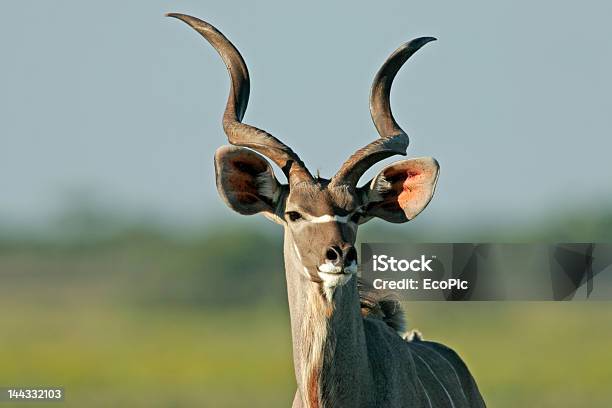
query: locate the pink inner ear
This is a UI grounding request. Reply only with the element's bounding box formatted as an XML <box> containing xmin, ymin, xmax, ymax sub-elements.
<box><xmin>398</xmin><ymin>170</ymin><xmax>427</xmax><ymax>209</ymax></box>
<box><xmin>384</xmin><ymin>159</ymin><xmax>438</xmax><ymax>219</ymax></box>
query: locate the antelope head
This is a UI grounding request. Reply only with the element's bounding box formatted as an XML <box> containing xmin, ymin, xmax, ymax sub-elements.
<box><xmin>168</xmin><ymin>14</ymin><xmax>439</xmax><ymax>296</ymax></box>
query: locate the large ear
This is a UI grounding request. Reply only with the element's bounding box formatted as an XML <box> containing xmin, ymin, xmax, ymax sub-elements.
<box><xmin>214</xmin><ymin>145</ymin><xmax>285</xmax><ymax>220</ymax></box>
<box><xmin>359</xmin><ymin>157</ymin><xmax>439</xmax><ymax>223</ymax></box>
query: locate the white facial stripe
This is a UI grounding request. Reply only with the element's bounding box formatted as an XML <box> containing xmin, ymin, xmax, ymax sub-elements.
<box><xmin>292</xmin><ymin>243</ymin><xmax>312</xmax><ymax>278</ymax></box>
<box><xmin>292</xmin><ymin>243</ymin><xmax>303</xmax><ymax>262</ymax></box>
<box><xmin>307</xmin><ymin>214</ymin><xmax>351</xmax><ymax>224</ymax></box>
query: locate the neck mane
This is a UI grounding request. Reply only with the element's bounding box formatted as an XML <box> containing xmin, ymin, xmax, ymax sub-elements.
<box><xmin>283</xmin><ymin>231</ymin><xmax>373</xmax><ymax>408</ymax></box>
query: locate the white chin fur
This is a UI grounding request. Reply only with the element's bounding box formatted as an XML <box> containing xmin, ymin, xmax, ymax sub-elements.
<box><xmin>318</xmin><ymin>262</ymin><xmax>343</xmax><ymax>274</ymax></box>
<box><xmin>318</xmin><ymin>271</ymin><xmax>353</xmax><ymax>289</ymax></box>
<box><xmin>317</xmin><ymin>261</ymin><xmax>357</xmax><ymax>290</ymax></box>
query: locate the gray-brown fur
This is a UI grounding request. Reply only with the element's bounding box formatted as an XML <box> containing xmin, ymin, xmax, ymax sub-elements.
<box><xmin>358</xmin><ymin>278</ymin><xmax>406</xmax><ymax>334</ymax></box>
<box><xmin>168</xmin><ymin>13</ymin><xmax>486</xmax><ymax>407</ymax></box>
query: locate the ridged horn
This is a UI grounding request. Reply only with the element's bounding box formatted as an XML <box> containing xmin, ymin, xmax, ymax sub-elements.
<box><xmin>331</xmin><ymin>37</ymin><xmax>436</xmax><ymax>188</ymax></box>
<box><xmin>167</xmin><ymin>13</ymin><xmax>313</xmax><ymax>184</ymax></box>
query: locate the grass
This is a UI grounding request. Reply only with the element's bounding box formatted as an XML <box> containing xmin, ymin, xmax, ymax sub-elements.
<box><xmin>0</xmin><ymin>300</ymin><xmax>295</xmax><ymax>407</ymax></box>
<box><xmin>1</xmin><ymin>296</ymin><xmax>611</xmax><ymax>407</ymax></box>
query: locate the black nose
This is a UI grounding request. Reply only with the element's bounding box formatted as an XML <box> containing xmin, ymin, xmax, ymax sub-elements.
<box><xmin>324</xmin><ymin>245</ymin><xmax>357</xmax><ymax>267</ymax></box>
<box><xmin>325</xmin><ymin>246</ymin><xmax>342</xmax><ymax>264</ymax></box>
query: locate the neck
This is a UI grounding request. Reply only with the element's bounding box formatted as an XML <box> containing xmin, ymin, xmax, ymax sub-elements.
<box><xmin>283</xmin><ymin>232</ymin><xmax>372</xmax><ymax>408</ymax></box>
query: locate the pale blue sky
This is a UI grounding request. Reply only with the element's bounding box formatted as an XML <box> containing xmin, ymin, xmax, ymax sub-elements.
<box><xmin>1</xmin><ymin>1</ymin><xmax>611</xmax><ymax>227</ymax></box>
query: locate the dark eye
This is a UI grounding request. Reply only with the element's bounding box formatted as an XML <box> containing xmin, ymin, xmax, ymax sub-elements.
<box><xmin>286</xmin><ymin>211</ymin><xmax>302</xmax><ymax>222</ymax></box>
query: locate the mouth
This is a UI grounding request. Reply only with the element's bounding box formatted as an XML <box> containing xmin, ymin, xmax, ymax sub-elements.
<box><xmin>317</xmin><ymin>260</ymin><xmax>358</xmax><ymax>275</ymax></box>
<box><xmin>317</xmin><ymin>261</ymin><xmax>358</xmax><ymax>287</ymax></box>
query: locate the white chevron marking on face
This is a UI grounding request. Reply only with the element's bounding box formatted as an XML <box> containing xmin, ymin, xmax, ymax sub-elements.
<box><xmin>307</xmin><ymin>214</ymin><xmax>351</xmax><ymax>224</ymax></box>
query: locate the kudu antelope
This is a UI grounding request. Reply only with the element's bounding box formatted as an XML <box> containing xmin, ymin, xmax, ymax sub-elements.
<box><xmin>168</xmin><ymin>13</ymin><xmax>486</xmax><ymax>408</ymax></box>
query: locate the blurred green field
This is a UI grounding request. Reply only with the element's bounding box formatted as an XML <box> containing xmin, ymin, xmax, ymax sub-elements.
<box><xmin>1</xmin><ymin>211</ymin><xmax>612</xmax><ymax>407</ymax></box>
<box><xmin>1</xmin><ymin>300</ymin><xmax>611</xmax><ymax>407</ymax></box>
